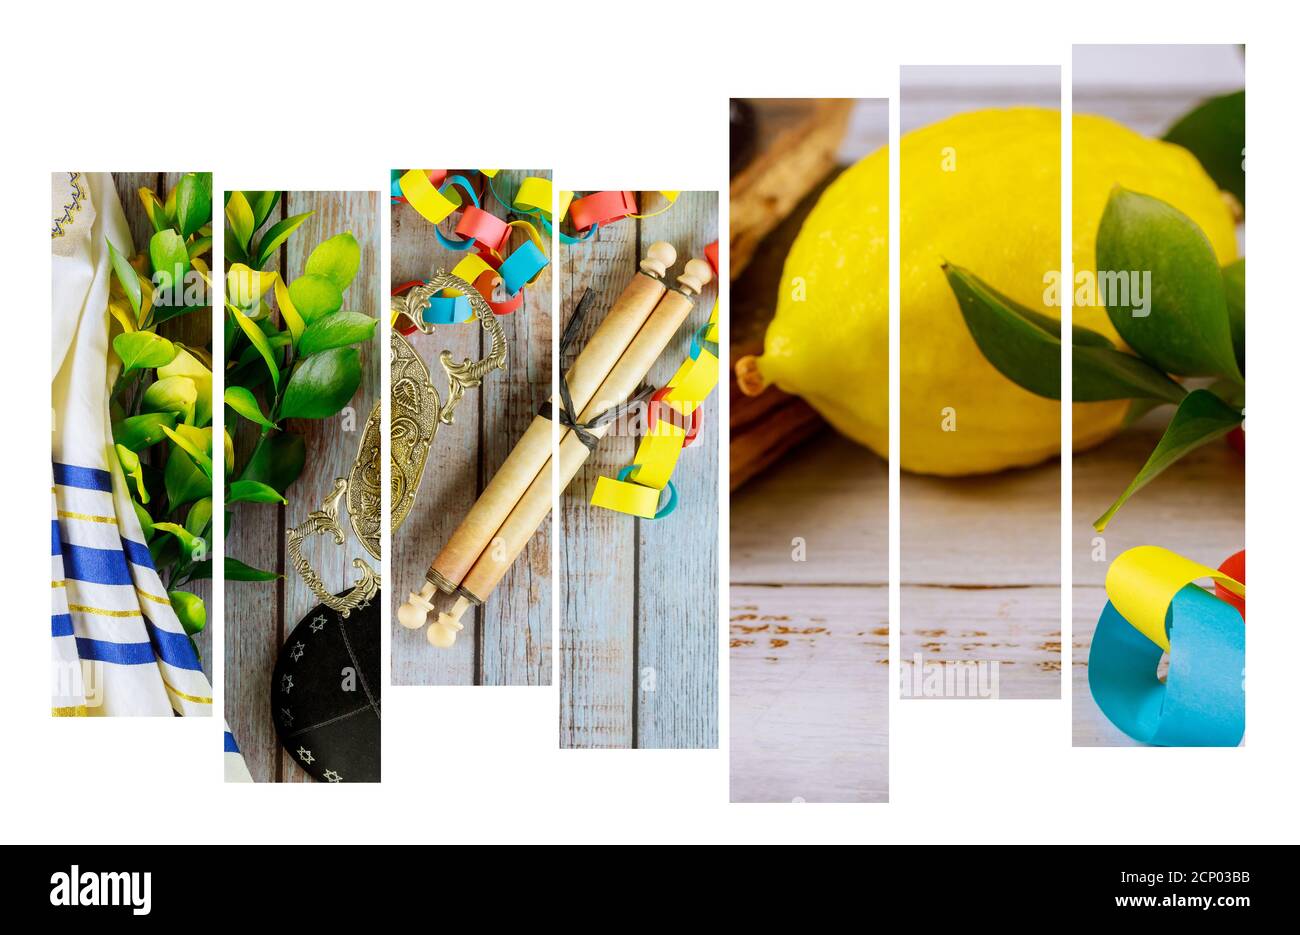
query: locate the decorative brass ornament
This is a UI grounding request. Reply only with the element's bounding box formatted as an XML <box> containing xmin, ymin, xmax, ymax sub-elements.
<box><xmin>389</xmin><ymin>271</ymin><xmax>507</xmax><ymax>531</ymax></box>
<box><xmin>287</xmin><ymin>477</ymin><xmax>380</xmax><ymax>618</ymax></box>
<box><xmin>287</xmin><ymin>272</ymin><xmax>506</xmax><ymax>616</ymax></box>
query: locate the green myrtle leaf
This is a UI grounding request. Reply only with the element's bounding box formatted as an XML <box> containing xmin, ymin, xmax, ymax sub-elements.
<box><xmin>225</xmin><ymin>191</ymin><xmax>255</xmax><ymax>251</ymax></box>
<box><xmin>224</xmin><ymin>221</ymin><xmax>248</xmax><ymax>266</ymax></box>
<box><xmin>228</xmin><ymin>479</ymin><xmax>288</xmax><ymax>505</ymax></box>
<box><xmin>152</xmin><ymin>521</ymin><xmax>205</xmax><ymax>559</ymax></box>
<box><xmin>944</xmin><ymin>263</ymin><xmax>1186</xmax><ymax>405</ymax></box>
<box><xmin>225</xmin><ymin>556</ymin><xmax>280</xmax><ymax>582</ymax></box>
<box><xmin>138</xmin><ymin>188</ymin><xmax>168</xmax><ymax>234</ymax></box>
<box><xmin>254</xmin><ymin>211</ymin><xmax>314</xmax><ymax>269</ymax></box>
<box><xmin>167</xmin><ymin>589</ymin><xmax>207</xmax><ymax>636</ymax></box>
<box><xmin>187</xmin><ymin>235</ymin><xmax>213</xmax><ymax>260</ymax></box>
<box><xmin>132</xmin><ymin>499</ymin><xmax>154</xmax><ymax>538</ymax></box>
<box><xmin>287</xmin><ymin>274</ymin><xmax>343</xmax><ymax>322</ymax></box>
<box><xmin>185</xmin><ymin>497</ymin><xmax>214</xmax><ymax>537</ymax></box>
<box><xmin>106</xmin><ymin>239</ymin><xmax>143</xmax><ymax>318</ymax></box>
<box><xmin>112</xmin><ymin>331</ymin><xmax>176</xmax><ymax>373</ymax></box>
<box><xmin>246</xmin><ymin>191</ymin><xmax>280</xmax><ymax>229</ymax></box>
<box><xmin>274</xmin><ymin>275</ymin><xmax>306</xmax><ymax>345</ymax></box>
<box><xmin>236</xmin><ymin>331</ymin><xmax>291</xmax><ymax>369</ymax></box>
<box><xmin>116</xmin><ymin>444</ymin><xmax>149</xmax><ymax>503</ymax></box>
<box><xmin>223</xmin><ymin>386</ymin><xmax>275</xmax><ymax>429</ymax></box>
<box><xmin>278</xmin><ymin>347</ymin><xmax>361</xmax><ymax>419</ymax></box>
<box><xmin>158</xmin><ymin>348</ymin><xmax>213</xmax><ymax>426</ymax></box>
<box><xmin>1222</xmin><ymin>258</ymin><xmax>1245</xmax><ymax>373</ymax></box>
<box><xmin>227</xmin><ymin>302</ymin><xmax>280</xmax><ymax>391</ymax></box>
<box><xmin>149</xmin><ymin>229</ymin><xmax>190</xmax><ymax>307</ymax></box>
<box><xmin>149</xmin><ymin>534</ymin><xmax>179</xmax><ymax>574</ymax></box>
<box><xmin>1163</xmin><ymin>89</ymin><xmax>1245</xmax><ymax>206</ymax></box>
<box><xmin>112</xmin><ymin>412</ymin><xmax>178</xmax><ymax>451</ymax></box>
<box><xmin>175</xmin><ymin>173</ymin><xmax>213</xmax><ymax>239</ymax></box>
<box><xmin>142</xmin><ymin>376</ymin><xmax>198</xmax><ymax>424</ymax></box>
<box><xmin>164</xmin><ymin>444</ymin><xmax>210</xmax><ymax>510</ymax></box>
<box><xmin>1097</xmin><ymin>188</ymin><xmax>1241</xmax><ymax>380</ymax></box>
<box><xmin>1094</xmin><ymin>388</ymin><xmax>1244</xmax><ymax>531</ymax></box>
<box><xmin>160</xmin><ymin>424</ymin><xmax>213</xmax><ymax>477</ymax></box>
<box><xmin>240</xmin><ymin>431</ymin><xmax>305</xmax><ymax>493</ymax></box>
<box><xmin>298</xmin><ymin>311</ymin><xmax>377</xmax><ymax>357</ymax></box>
<box><xmin>305</xmin><ymin>231</ymin><xmax>360</xmax><ymax>290</ymax></box>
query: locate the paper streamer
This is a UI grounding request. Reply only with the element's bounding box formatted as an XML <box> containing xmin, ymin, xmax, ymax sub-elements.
<box><xmin>1088</xmin><ymin>545</ymin><xmax>1245</xmax><ymax>747</ymax></box>
<box><xmin>391</xmin><ymin>169</ymin><xmax>551</xmax><ymax>329</ymax></box>
<box><xmin>590</xmin><ymin>298</ymin><xmax>719</xmax><ymax>519</ymax></box>
<box><xmin>556</xmin><ymin>191</ymin><xmax>680</xmax><ymax>243</ymax></box>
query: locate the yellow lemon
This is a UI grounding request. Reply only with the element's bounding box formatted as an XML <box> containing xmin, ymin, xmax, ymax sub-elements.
<box><xmin>746</xmin><ymin>107</ymin><xmax>1237</xmax><ymax>475</ymax></box>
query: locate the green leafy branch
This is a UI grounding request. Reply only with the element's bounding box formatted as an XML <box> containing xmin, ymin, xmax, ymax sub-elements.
<box><xmin>222</xmin><ymin>192</ymin><xmax>376</xmax><ymax>580</ymax></box>
<box><xmin>948</xmin><ymin>187</ymin><xmax>1244</xmax><ymax>531</ymax></box>
<box><xmin>949</xmin><ymin>89</ymin><xmax>1245</xmax><ymax>532</ymax></box>
<box><xmin>106</xmin><ymin>173</ymin><xmax>216</xmax><ymax>649</ymax></box>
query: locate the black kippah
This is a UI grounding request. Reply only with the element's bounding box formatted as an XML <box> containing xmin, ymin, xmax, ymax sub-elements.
<box><xmin>272</xmin><ymin>591</ymin><xmax>381</xmax><ymax>783</ymax></box>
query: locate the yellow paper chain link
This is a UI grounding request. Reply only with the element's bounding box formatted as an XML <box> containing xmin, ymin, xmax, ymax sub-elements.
<box><xmin>590</xmin><ymin>300</ymin><xmax>719</xmax><ymax>518</ymax></box>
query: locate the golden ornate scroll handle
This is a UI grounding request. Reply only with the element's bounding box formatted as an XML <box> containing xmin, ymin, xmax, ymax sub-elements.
<box><xmin>386</xmin><ymin>271</ymin><xmax>508</xmax><ymax>534</ymax></box>
<box><xmin>389</xmin><ymin>270</ymin><xmax>507</xmax><ymax>426</ymax></box>
<box><xmin>286</xmin><ymin>477</ymin><xmax>381</xmax><ymax>618</ymax></box>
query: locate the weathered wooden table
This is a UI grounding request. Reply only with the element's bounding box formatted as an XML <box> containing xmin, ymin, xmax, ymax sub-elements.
<box><xmin>731</xmin><ymin>436</ymin><xmax>890</xmax><ymax>802</ymax></box>
<box><xmin>559</xmin><ymin>192</ymin><xmax>719</xmax><ymax>749</ymax></box>
<box><xmin>224</xmin><ymin>191</ymin><xmax>379</xmax><ymax>782</ymax></box>
<box><xmin>112</xmin><ymin>172</ymin><xmax>214</xmax><ymax>683</ymax></box>
<box><xmin>389</xmin><ymin>170</ymin><xmax>553</xmax><ymax>687</ymax></box>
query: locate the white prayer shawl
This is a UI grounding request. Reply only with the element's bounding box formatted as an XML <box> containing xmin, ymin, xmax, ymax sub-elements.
<box><xmin>224</xmin><ymin>721</ymin><xmax>254</xmax><ymax>782</ymax></box>
<box><xmin>51</xmin><ymin>172</ymin><xmax>213</xmax><ymax>717</ymax></box>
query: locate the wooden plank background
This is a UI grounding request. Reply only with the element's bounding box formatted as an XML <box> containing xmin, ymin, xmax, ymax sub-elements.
<box><xmin>1072</xmin><ymin>45</ymin><xmax>1245</xmax><ymax>745</ymax></box>
<box><xmin>111</xmin><ymin>172</ymin><xmax>213</xmax><ymax>683</ymax></box>
<box><xmin>899</xmin><ymin>69</ymin><xmax>1063</xmax><ymax>700</ymax></box>
<box><xmin>224</xmin><ymin>191</ymin><xmax>380</xmax><ymax>782</ymax></box>
<box><xmin>559</xmin><ymin>191</ymin><xmax>719</xmax><ymax>749</ymax></box>
<box><xmin>389</xmin><ymin>170</ymin><xmax>552</xmax><ymax>686</ymax></box>
<box><xmin>731</xmin><ymin>437</ymin><xmax>889</xmax><ymax>802</ymax></box>
<box><xmin>728</xmin><ymin>100</ymin><xmax>889</xmax><ymax>801</ymax></box>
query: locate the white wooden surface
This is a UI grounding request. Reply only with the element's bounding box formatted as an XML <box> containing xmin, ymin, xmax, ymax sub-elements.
<box><xmin>559</xmin><ymin>192</ymin><xmax>719</xmax><ymax>749</ymax></box>
<box><xmin>730</xmin><ymin>435</ymin><xmax>889</xmax><ymax>802</ymax></box>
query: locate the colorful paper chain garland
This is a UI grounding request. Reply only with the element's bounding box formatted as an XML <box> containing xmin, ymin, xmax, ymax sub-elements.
<box><xmin>590</xmin><ymin>297</ymin><xmax>719</xmax><ymax>520</ymax></box>
<box><xmin>557</xmin><ymin>191</ymin><xmax>680</xmax><ymax>243</ymax></box>
<box><xmin>391</xmin><ymin>169</ymin><xmax>550</xmax><ymax>328</ymax></box>
<box><xmin>1088</xmin><ymin>545</ymin><xmax>1246</xmax><ymax>746</ymax></box>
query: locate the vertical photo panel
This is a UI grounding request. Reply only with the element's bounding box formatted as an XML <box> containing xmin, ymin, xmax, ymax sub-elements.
<box><xmin>729</xmin><ymin>99</ymin><xmax>889</xmax><ymax>802</ymax></box>
<box><xmin>1071</xmin><ymin>45</ymin><xmax>1245</xmax><ymax>747</ymax></box>
<box><xmin>557</xmin><ymin>191</ymin><xmax>719</xmax><ymax>749</ymax></box>
<box><xmin>389</xmin><ymin>169</ymin><xmax>553</xmax><ymax>686</ymax></box>
<box><xmin>899</xmin><ymin>66</ymin><xmax>1063</xmax><ymax>700</ymax></box>
<box><xmin>224</xmin><ymin>190</ymin><xmax>381</xmax><ymax>782</ymax></box>
<box><xmin>51</xmin><ymin>171</ymin><xmax>215</xmax><ymax>718</ymax></box>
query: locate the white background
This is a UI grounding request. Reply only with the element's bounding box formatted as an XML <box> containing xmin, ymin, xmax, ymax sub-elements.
<box><xmin>4</xmin><ymin>1</ymin><xmax>1295</xmax><ymax>844</ymax></box>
